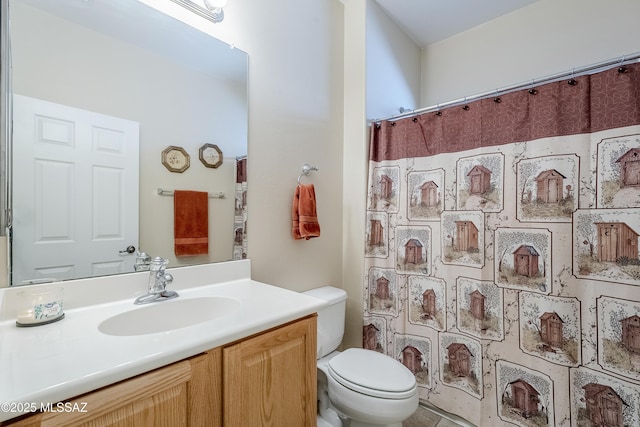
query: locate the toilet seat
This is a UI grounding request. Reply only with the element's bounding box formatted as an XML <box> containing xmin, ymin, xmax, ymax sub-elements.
<box><xmin>327</xmin><ymin>348</ymin><xmax>416</xmax><ymax>400</ymax></box>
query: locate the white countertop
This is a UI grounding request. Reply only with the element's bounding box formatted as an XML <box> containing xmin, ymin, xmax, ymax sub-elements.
<box><xmin>0</xmin><ymin>260</ymin><xmax>325</xmax><ymax>422</ymax></box>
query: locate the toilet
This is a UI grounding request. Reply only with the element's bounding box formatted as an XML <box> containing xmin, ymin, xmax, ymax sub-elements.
<box><xmin>303</xmin><ymin>286</ymin><xmax>418</xmax><ymax>427</ymax></box>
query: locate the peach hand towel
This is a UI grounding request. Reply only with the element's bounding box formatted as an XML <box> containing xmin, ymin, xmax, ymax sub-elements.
<box><xmin>292</xmin><ymin>184</ymin><xmax>320</xmax><ymax>240</ymax></box>
<box><xmin>174</xmin><ymin>190</ymin><xmax>209</xmax><ymax>256</ymax></box>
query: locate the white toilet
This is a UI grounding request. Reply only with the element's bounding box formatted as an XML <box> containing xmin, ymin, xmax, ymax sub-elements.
<box><xmin>303</xmin><ymin>286</ymin><xmax>418</xmax><ymax>427</ymax></box>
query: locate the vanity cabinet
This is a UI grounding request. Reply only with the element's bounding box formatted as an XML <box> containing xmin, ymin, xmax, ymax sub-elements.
<box><xmin>1</xmin><ymin>315</ymin><xmax>316</xmax><ymax>427</ymax></box>
<box><xmin>224</xmin><ymin>313</ymin><xmax>317</xmax><ymax>426</ymax></box>
<box><xmin>1</xmin><ymin>350</ymin><xmax>221</xmax><ymax>427</ymax></box>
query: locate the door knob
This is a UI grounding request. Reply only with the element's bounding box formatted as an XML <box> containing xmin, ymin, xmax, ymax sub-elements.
<box><xmin>119</xmin><ymin>245</ymin><xmax>136</xmax><ymax>255</ymax></box>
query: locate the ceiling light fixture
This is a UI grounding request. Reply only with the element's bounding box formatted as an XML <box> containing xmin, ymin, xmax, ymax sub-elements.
<box><xmin>203</xmin><ymin>0</ymin><xmax>228</xmax><ymax>22</ymax></box>
<box><xmin>172</xmin><ymin>0</ymin><xmax>229</xmax><ymax>24</ymax></box>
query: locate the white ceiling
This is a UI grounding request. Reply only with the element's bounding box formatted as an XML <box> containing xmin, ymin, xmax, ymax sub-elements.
<box><xmin>17</xmin><ymin>0</ymin><xmax>247</xmax><ymax>83</ymax></box>
<box><xmin>20</xmin><ymin>0</ymin><xmax>540</xmax><ymax>78</ymax></box>
<box><xmin>374</xmin><ymin>0</ymin><xmax>540</xmax><ymax>47</ymax></box>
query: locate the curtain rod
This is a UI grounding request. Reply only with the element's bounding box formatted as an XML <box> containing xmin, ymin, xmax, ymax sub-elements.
<box><xmin>369</xmin><ymin>51</ymin><xmax>640</xmax><ymax>123</ymax></box>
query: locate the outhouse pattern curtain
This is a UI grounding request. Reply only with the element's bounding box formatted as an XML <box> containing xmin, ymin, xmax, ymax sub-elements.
<box><xmin>363</xmin><ymin>63</ymin><xmax>640</xmax><ymax>426</ymax></box>
<box><xmin>232</xmin><ymin>157</ymin><xmax>247</xmax><ymax>260</ymax></box>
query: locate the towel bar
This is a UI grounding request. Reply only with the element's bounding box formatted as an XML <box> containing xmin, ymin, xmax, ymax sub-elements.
<box><xmin>157</xmin><ymin>188</ymin><xmax>225</xmax><ymax>199</ymax></box>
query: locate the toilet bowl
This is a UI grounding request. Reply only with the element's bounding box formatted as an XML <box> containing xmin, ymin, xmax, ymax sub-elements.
<box><xmin>303</xmin><ymin>287</ymin><xmax>418</xmax><ymax>427</ymax></box>
<box><xmin>323</xmin><ymin>348</ymin><xmax>418</xmax><ymax>427</ymax></box>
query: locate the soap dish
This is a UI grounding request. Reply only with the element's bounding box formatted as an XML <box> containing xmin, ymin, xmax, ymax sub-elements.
<box><xmin>16</xmin><ymin>313</ymin><xmax>65</xmax><ymax>327</ymax></box>
<box><xmin>15</xmin><ymin>287</ymin><xmax>65</xmax><ymax>327</ymax></box>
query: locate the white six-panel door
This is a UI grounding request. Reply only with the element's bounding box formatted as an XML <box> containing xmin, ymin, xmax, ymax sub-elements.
<box><xmin>12</xmin><ymin>95</ymin><xmax>139</xmax><ymax>285</ymax></box>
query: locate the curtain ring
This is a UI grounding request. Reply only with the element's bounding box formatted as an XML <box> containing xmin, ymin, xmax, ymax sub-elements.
<box><xmin>493</xmin><ymin>89</ymin><xmax>501</xmax><ymax>103</ymax></box>
<box><xmin>568</xmin><ymin>68</ymin><xmax>577</xmax><ymax>86</ymax></box>
<box><xmin>435</xmin><ymin>104</ymin><xmax>442</xmax><ymax>116</ymax></box>
<box><xmin>528</xmin><ymin>79</ymin><xmax>538</xmax><ymax>95</ymax></box>
<box><xmin>618</xmin><ymin>55</ymin><xmax>628</xmax><ymax>73</ymax></box>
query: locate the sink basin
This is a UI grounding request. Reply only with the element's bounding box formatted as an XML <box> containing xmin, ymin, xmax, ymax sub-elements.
<box><xmin>98</xmin><ymin>297</ymin><xmax>241</xmax><ymax>336</ymax></box>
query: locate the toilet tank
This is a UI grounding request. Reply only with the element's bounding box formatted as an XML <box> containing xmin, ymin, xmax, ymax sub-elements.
<box><xmin>303</xmin><ymin>286</ymin><xmax>347</xmax><ymax>358</ymax></box>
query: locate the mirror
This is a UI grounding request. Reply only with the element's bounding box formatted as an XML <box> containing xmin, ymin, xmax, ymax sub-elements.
<box><xmin>7</xmin><ymin>0</ymin><xmax>248</xmax><ymax>286</ymax></box>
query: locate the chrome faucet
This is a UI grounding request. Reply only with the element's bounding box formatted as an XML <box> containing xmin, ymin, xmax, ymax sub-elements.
<box><xmin>134</xmin><ymin>257</ymin><xmax>178</xmax><ymax>305</ymax></box>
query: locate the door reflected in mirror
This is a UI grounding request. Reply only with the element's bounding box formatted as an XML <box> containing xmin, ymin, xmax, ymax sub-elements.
<box><xmin>8</xmin><ymin>0</ymin><xmax>248</xmax><ymax>286</ymax></box>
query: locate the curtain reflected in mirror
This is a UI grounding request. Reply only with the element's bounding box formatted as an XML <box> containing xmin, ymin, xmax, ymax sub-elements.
<box><xmin>6</xmin><ymin>0</ymin><xmax>248</xmax><ymax>286</ymax></box>
<box><xmin>233</xmin><ymin>156</ymin><xmax>247</xmax><ymax>260</ymax></box>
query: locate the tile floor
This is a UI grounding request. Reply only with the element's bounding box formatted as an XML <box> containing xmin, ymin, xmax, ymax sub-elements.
<box><xmin>403</xmin><ymin>402</ymin><xmax>475</xmax><ymax>427</ymax></box>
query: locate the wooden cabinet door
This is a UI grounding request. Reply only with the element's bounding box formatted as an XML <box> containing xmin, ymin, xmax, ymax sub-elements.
<box><xmin>2</xmin><ymin>350</ymin><xmax>221</xmax><ymax>427</ymax></box>
<box><xmin>223</xmin><ymin>316</ymin><xmax>317</xmax><ymax>427</ymax></box>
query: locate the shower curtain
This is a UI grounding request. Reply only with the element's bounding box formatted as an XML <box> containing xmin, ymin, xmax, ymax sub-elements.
<box><xmin>233</xmin><ymin>157</ymin><xmax>247</xmax><ymax>260</ymax></box>
<box><xmin>363</xmin><ymin>63</ymin><xmax>640</xmax><ymax>427</ymax></box>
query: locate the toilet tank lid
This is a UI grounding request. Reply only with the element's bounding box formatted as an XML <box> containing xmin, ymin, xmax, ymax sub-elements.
<box><xmin>302</xmin><ymin>286</ymin><xmax>347</xmax><ymax>304</ymax></box>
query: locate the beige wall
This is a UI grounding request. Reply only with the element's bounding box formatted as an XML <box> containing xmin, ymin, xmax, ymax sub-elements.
<box><xmin>240</xmin><ymin>0</ymin><xmax>345</xmax><ymax>293</ymax></box>
<box><xmin>142</xmin><ymin>0</ymin><xmax>347</xmax><ymax>292</ymax></box>
<box><xmin>421</xmin><ymin>0</ymin><xmax>640</xmax><ymax>106</ymax></box>
<box><xmin>342</xmin><ymin>0</ymin><xmax>367</xmax><ymax>349</ymax></box>
<box><xmin>365</xmin><ymin>0</ymin><xmax>421</xmax><ymax>120</ymax></box>
<box><xmin>0</xmin><ymin>237</ymin><xmax>5</xmax><ymax>287</ymax></box>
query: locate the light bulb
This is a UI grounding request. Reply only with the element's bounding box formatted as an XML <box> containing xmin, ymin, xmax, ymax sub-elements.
<box><xmin>204</xmin><ymin>0</ymin><xmax>228</xmax><ymax>9</ymax></box>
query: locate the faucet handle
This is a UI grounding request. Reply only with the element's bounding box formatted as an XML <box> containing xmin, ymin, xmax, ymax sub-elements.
<box><xmin>158</xmin><ymin>273</ymin><xmax>177</xmax><ymax>300</ymax></box>
<box><xmin>163</xmin><ymin>273</ymin><xmax>174</xmax><ymax>288</ymax></box>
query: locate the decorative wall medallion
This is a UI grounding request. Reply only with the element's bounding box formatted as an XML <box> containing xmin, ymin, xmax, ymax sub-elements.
<box><xmin>199</xmin><ymin>143</ymin><xmax>223</xmax><ymax>168</ymax></box>
<box><xmin>161</xmin><ymin>145</ymin><xmax>190</xmax><ymax>173</ymax></box>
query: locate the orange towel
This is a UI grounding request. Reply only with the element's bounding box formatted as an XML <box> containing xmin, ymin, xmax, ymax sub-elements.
<box><xmin>174</xmin><ymin>190</ymin><xmax>209</xmax><ymax>256</ymax></box>
<box><xmin>292</xmin><ymin>184</ymin><xmax>320</xmax><ymax>240</ymax></box>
